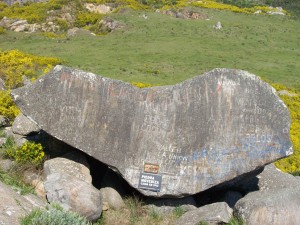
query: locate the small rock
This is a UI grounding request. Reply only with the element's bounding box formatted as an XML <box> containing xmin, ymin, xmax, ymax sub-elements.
<box><xmin>4</xmin><ymin>126</ymin><xmax>27</xmax><ymax>147</ymax></box>
<box><xmin>0</xmin><ymin>115</ymin><xmax>9</xmax><ymax>127</ymax></box>
<box><xmin>254</xmin><ymin>10</ymin><xmax>262</xmax><ymax>14</ymax></box>
<box><xmin>0</xmin><ymin>137</ymin><xmax>6</xmax><ymax>147</ymax></box>
<box><xmin>100</xmin><ymin>187</ymin><xmax>125</xmax><ymax>210</ymax></box>
<box><xmin>213</xmin><ymin>21</ymin><xmax>222</xmax><ymax>30</ymax></box>
<box><xmin>32</xmin><ymin>179</ymin><xmax>46</xmax><ymax>198</ymax></box>
<box><xmin>13</xmin><ymin>24</ymin><xmax>28</xmax><ymax>32</ymax></box>
<box><xmin>12</xmin><ymin>113</ymin><xmax>41</xmax><ymax>136</ymax></box>
<box><xmin>0</xmin><ymin>159</ymin><xmax>14</xmax><ymax>172</ymax></box>
<box><xmin>22</xmin><ymin>170</ymin><xmax>40</xmax><ymax>185</ymax></box>
<box><xmin>0</xmin><ymin>78</ymin><xmax>6</xmax><ymax>90</ymax></box>
<box><xmin>22</xmin><ymin>75</ymin><xmax>32</xmax><ymax>86</ymax></box>
<box><xmin>278</xmin><ymin>90</ymin><xmax>298</xmax><ymax>97</ymax></box>
<box><xmin>175</xmin><ymin>202</ymin><xmax>232</xmax><ymax>225</ymax></box>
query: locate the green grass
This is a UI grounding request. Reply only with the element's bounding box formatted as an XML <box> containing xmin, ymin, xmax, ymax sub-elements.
<box><xmin>0</xmin><ymin>168</ymin><xmax>34</xmax><ymax>195</ymax></box>
<box><xmin>0</xmin><ymin>8</ymin><xmax>299</xmax><ymax>88</ymax></box>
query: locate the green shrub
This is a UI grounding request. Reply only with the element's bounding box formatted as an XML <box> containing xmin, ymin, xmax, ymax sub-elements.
<box><xmin>42</xmin><ymin>32</ymin><xmax>66</xmax><ymax>39</ymax></box>
<box><xmin>0</xmin><ymin>90</ymin><xmax>20</xmax><ymax>121</ymax></box>
<box><xmin>21</xmin><ymin>204</ymin><xmax>92</xmax><ymax>225</ymax></box>
<box><xmin>74</xmin><ymin>11</ymin><xmax>102</xmax><ymax>27</ymax></box>
<box><xmin>0</xmin><ymin>26</ymin><xmax>5</xmax><ymax>35</ymax></box>
<box><xmin>5</xmin><ymin>141</ymin><xmax>45</xmax><ymax>165</ymax></box>
<box><xmin>54</xmin><ymin>18</ymin><xmax>70</xmax><ymax>31</ymax></box>
<box><xmin>0</xmin><ymin>168</ymin><xmax>34</xmax><ymax>195</ymax></box>
<box><xmin>173</xmin><ymin>206</ymin><xmax>185</xmax><ymax>218</ymax></box>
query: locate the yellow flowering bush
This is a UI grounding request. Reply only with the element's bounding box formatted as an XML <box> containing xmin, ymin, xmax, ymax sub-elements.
<box><xmin>0</xmin><ymin>49</ymin><xmax>62</xmax><ymax>89</ymax></box>
<box><xmin>190</xmin><ymin>0</ymin><xmax>286</xmax><ymax>15</ymax></box>
<box><xmin>274</xmin><ymin>87</ymin><xmax>300</xmax><ymax>174</ymax></box>
<box><xmin>5</xmin><ymin>141</ymin><xmax>45</xmax><ymax>165</ymax></box>
<box><xmin>0</xmin><ymin>0</ymin><xmax>67</xmax><ymax>23</ymax></box>
<box><xmin>0</xmin><ymin>90</ymin><xmax>20</xmax><ymax>121</ymax></box>
<box><xmin>131</xmin><ymin>81</ymin><xmax>153</xmax><ymax>88</ymax></box>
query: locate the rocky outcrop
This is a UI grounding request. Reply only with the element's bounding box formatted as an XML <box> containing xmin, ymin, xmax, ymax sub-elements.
<box><xmin>0</xmin><ymin>17</ymin><xmax>60</xmax><ymax>33</ymax></box>
<box><xmin>0</xmin><ymin>181</ymin><xmax>46</xmax><ymax>225</ymax></box>
<box><xmin>175</xmin><ymin>202</ymin><xmax>232</xmax><ymax>225</ymax></box>
<box><xmin>12</xmin><ymin>66</ymin><xmax>292</xmax><ymax>197</ymax></box>
<box><xmin>84</xmin><ymin>3</ymin><xmax>113</xmax><ymax>14</ymax></box>
<box><xmin>44</xmin><ymin>158</ymin><xmax>102</xmax><ymax>221</ymax></box>
<box><xmin>159</xmin><ymin>9</ymin><xmax>208</xmax><ymax>20</ymax></box>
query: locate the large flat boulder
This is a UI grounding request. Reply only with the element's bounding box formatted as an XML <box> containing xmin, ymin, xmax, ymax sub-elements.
<box><xmin>11</xmin><ymin>66</ymin><xmax>292</xmax><ymax>197</ymax></box>
<box><xmin>0</xmin><ymin>181</ymin><xmax>46</xmax><ymax>225</ymax></box>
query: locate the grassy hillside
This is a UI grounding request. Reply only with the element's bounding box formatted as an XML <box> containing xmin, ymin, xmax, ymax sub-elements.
<box><xmin>0</xmin><ymin>8</ymin><xmax>299</xmax><ymax>89</ymax></box>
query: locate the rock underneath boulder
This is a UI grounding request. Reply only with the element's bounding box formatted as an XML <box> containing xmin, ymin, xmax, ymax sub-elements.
<box><xmin>175</xmin><ymin>202</ymin><xmax>232</xmax><ymax>225</ymax></box>
<box><xmin>257</xmin><ymin>163</ymin><xmax>300</xmax><ymax>190</ymax></box>
<box><xmin>100</xmin><ymin>187</ymin><xmax>125</xmax><ymax>210</ymax></box>
<box><xmin>11</xmin><ymin>66</ymin><xmax>292</xmax><ymax>197</ymax></box>
<box><xmin>146</xmin><ymin>196</ymin><xmax>197</xmax><ymax>215</ymax></box>
<box><xmin>12</xmin><ymin>113</ymin><xmax>41</xmax><ymax>136</ymax></box>
<box><xmin>234</xmin><ymin>187</ymin><xmax>300</xmax><ymax>225</ymax></box>
<box><xmin>0</xmin><ymin>181</ymin><xmax>46</xmax><ymax>225</ymax></box>
<box><xmin>44</xmin><ymin>158</ymin><xmax>102</xmax><ymax>221</ymax></box>
<box><xmin>44</xmin><ymin>157</ymin><xmax>92</xmax><ymax>184</ymax></box>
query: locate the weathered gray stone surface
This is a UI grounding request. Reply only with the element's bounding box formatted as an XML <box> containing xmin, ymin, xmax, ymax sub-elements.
<box><xmin>44</xmin><ymin>158</ymin><xmax>102</xmax><ymax>221</ymax></box>
<box><xmin>44</xmin><ymin>157</ymin><xmax>92</xmax><ymax>183</ymax></box>
<box><xmin>0</xmin><ymin>181</ymin><xmax>46</xmax><ymax>225</ymax></box>
<box><xmin>257</xmin><ymin>163</ymin><xmax>300</xmax><ymax>190</ymax></box>
<box><xmin>0</xmin><ymin>159</ymin><xmax>14</xmax><ymax>171</ymax></box>
<box><xmin>4</xmin><ymin>127</ymin><xmax>27</xmax><ymax>147</ymax></box>
<box><xmin>12</xmin><ymin>112</ymin><xmax>41</xmax><ymax>136</ymax></box>
<box><xmin>12</xmin><ymin>66</ymin><xmax>292</xmax><ymax>197</ymax></box>
<box><xmin>234</xmin><ymin>187</ymin><xmax>300</xmax><ymax>225</ymax></box>
<box><xmin>100</xmin><ymin>187</ymin><xmax>125</xmax><ymax>210</ymax></box>
<box><xmin>175</xmin><ymin>202</ymin><xmax>232</xmax><ymax>225</ymax></box>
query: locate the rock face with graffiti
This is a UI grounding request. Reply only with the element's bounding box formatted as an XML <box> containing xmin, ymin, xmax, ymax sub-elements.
<box><xmin>12</xmin><ymin>66</ymin><xmax>292</xmax><ymax>197</ymax></box>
